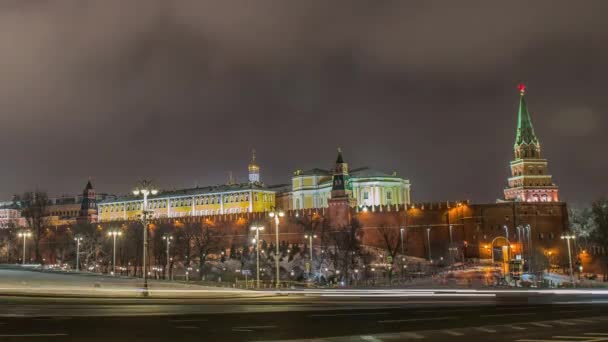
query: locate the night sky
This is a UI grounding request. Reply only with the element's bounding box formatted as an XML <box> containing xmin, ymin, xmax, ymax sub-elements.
<box><xmin>1</xmin><ymin>1</ymin><xmax>607</xmax><ymax>206</ymax></box>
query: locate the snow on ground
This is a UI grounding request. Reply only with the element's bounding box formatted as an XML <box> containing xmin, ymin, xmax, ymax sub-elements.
<box><xmin>0</xmin><ymin>266</ymin><xmax>268</xmax><ymax>298</ymax></box>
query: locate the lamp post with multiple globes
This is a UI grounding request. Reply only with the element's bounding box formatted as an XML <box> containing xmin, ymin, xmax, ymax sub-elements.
<box><xmin>133</xmin><ymin>180</ymin><xmax>158</xmax><ymax>296</ymax></box>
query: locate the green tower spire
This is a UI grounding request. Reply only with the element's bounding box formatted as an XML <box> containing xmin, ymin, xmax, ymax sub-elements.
<box><xmin>514</xmin><ymin>83</ymin><xmax>539</xmax><ymax>147</ymax></box>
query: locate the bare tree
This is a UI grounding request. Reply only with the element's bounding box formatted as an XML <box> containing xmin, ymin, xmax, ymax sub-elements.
<box><xmin>378</xmin><ymin>224</ymin><xmax>400</xmax><ymax>281</ymax></box>
<box><xmin>73</xmin><ymin>222</ymin><xmax>105</xmax><ymax>271</ymax></box>
<box><xmin>328</xmin><ymin>218</ymin><xmax>364</xmax><ymax>285</ymax></box>
<box><xmin>18</xmin><ymin>191</ymin><xmax>49</xmax><ymax>264</ymax></box>
<box><xmin>188</xmin><ymin>221</ymin><xmax>224</xmax><ymax>281</ymax></box>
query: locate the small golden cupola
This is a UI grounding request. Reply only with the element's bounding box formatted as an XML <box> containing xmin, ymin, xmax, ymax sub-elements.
<box><xmin>248</xmin><ymin>149</ymin><xmax>261</xmax><ymax>183</ymax></box>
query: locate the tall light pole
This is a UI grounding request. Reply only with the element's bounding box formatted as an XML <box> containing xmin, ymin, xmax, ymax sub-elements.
<box><xmin>107</xmin><ymin>230</ymin><xmax>122</xmax><ymax>275</ymax></box>
<box><xmin>426</xmin><ymin>227</ymin><xmax>432</xmax><ymax>261</ymax></box>
<box><xmin>561</xmin><ymin>234</ymin><xmax>576</xmax><ymax>288</ymax></box>
<box><xmin>399</xmin><ymin>227</ymin><xmax>405</xmax><ymax>255</ymax></box>
<box><xmin>162</xmin><ymin>234</ymin><xmax>173</xmax><ymax>280</ymax></box>
<box><xmin>133</xmin><ymin>180</ymin><xmax>158</xmax><ymax>296</ymax></box>
<box><xmin>17</xmin><ymin>231</ymin><xmax>32</xmax><ymax>265</ymax></box>
<box><xmin>304</xmin><ymin>233</ymin><xmax>317</xmax><ymax>280</ymax></box>
<box><xmin>269</xmin><ymin>210</ymin><xmax>284</xmax><ymax>288</ymax></box>
<box><xmin>74</xmin><ymin>235</ymin><xmax>83</xmax><ymax>271</ymax></box>
<box><xmin>250</xmin><ymin>226</ymin><xmax>264</xmax><ymax>288</ymax></box>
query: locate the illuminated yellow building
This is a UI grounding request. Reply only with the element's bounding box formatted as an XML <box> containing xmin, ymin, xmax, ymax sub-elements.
<box><xmin>287</xmin><ymin>150</ymin><xmax>411</xmax><ymax>210</ymax></box>
<box><xmin>98</xmin><ymin>151</ymin><xmax>276</xmax><ymax>222</ymax></box>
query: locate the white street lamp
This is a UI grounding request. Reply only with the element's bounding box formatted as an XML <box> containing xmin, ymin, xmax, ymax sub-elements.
<box><xmin>162</xmin><ymin>234</ymin><xmax>173</xmax><ymax>280</ymax></box>
<box><xmin>17</xmin><ymin>231</ymin><xmax>32</xmax><ymax>265</ymax></box>
<box><xmin>304</xmin><ymin>233</ymin><xmax>317</xmax><ymax>281</ymax></box>
<box><xmin>400</xmin><ymin>227</ymin><xmax>405</xmax><ymax>256</ymax></box>
<box><xmin>250</xmin><ymin>226</ymin><xmax>264</xmax><ymax>288</ymax></box>
<box><xmin>74</xmin><ymin>235</ymin><xmax>83</xmax><ymax>271</ymax></box>
<box><xmin>561</xmin><ymin>234</ymin><xmax>576</xmax><ymax>288</ymax></box>
<box><xmin>269</xmin><ymin>210</ymin><xmax>284</xmax><ymax>288</ymax></box>
<box><xmin>107</xmin><ymin>230</ymin><xmax>122</xmax><ymax>276</ymax></box>
<box><xmin>133</xmin><ymin>180</ymin><xmax>158</xmax><ymax>296</ymax></box>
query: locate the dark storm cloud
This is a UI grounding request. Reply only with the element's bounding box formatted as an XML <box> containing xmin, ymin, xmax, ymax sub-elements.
<box><xmin>0</xmin><ymin>0</ymin><xmax>607</xmax><ymax>204</ymax></box>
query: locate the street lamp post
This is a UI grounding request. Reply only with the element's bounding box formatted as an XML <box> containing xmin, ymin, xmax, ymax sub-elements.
<box><xmin>17</xmin><ymin>231</ymin><xmax>32</xmax><ymax>265</ymax></box>
<box><xmin>250</xmin><ymin>226</ymin><xmax>264</xmax><ymax>288</ymax></box>
<box><xmin>269</xmin><ymin>210</ymin><xmax>284</xmax><ymax>288</ymax></box>
<box><xmin>426</xmin><ymin>227</ymin><xmax>432</xmax><ymax>261</ymax></box>
<box><xmin>133</xmin><ymin>180</ymin><xmax>158</xmax><ymax>296</ymax></box>
<box><xmin>107</xmin><ymin>230</ymin><xmax>122</xmax><ymax>276</ymax></box>
<box><xmin>74</xmin><ymin>235</ymin><xmax>83</xmax><ymax>271</ymax></box>
<box><xmin>561</xmin><ymin>234</ymin><xmax>576</xmax><ymax>288</ymax></box>
<box><xmin>162</xmin><ymin>234</ymin><xmax>173</xmax><ymax>280</ymax></box>
<box><xmin>400</xmin><ymin>227</ymin><xmax>405</xmax><ymax>256</ymax></box>
<box><xmin>304</xmin><ymin>233</ymin><xmax>317</xmax><ymax>280</ymax></box>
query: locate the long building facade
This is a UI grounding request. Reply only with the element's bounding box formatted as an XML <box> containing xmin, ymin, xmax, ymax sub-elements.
<box><xmin>98</xmin><ymin>150</ymin><xmax>411</xmax><ymax>222</ymax></box>
<box><xmin>98</xmin><ymin>152</ymin><xmax>278</xmax><ymax>222</ymax></box>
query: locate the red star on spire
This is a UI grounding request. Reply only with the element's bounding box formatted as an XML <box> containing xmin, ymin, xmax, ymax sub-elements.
<box><xmin>518</xmin><ymin>83</ymin><xmax>526</xmax><ymax>95</ymax></box>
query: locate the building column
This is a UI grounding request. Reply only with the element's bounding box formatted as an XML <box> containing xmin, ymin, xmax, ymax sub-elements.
<box><xmin>220</xmin><ymin>194</ymin><xmax>224</xmax><ymax>214</ymax></box>
<box><xmin>249</xmin><ymin>191</ymin><xmax>253</xmax><ymax>212</ymax></box>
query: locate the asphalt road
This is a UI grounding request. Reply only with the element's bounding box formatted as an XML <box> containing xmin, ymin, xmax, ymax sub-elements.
<box><xmin>1</xmin><ymin>295</ymin><xmax>607</xmax><ymax>341</ymax></box>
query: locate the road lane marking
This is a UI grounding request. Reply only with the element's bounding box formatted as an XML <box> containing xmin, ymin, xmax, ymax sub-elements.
<box><xmin>232</xmin><ymin>328</ymin><xmax>253</xmax><ymax>332</ymax></box>
<box><xmin>515</xmin><ymin>339</ymin><xmax>568</xmax><ymax>342</ymax></box>
<box><xmin>310</xmin><ymin>312</ymin><xmax>389</xmax><ymax>317</ymax></box>
<box><xmin>396</xmin><ymin>332</ymin><xmax>424</xmax><ymax>339</ymax></box>
<box><xmin>474</xmin><ymin>327</ymin><xmax>496</xmax><ymax>333</ymax></box>
<box><xmin>481</xmin><ymin>312</ymin><xmax>535</xmax><ymax>318</ymax></box>
<box><xmin>443</xmin><ymin>330</ymin><xmax>464</xmax><ymax>336</ymax></box>
<box><xmin>508</xmin><ymin>325</ymin><xmax>526</xmax><ymax>330</ymax></box>
<box><xmin>585</xmin><ymin>333</ymin><xmax>608</xmax><ymax>336</ymax></box>
<box><xmin>232</xmin><ymin>325</ymin><xmax>277</xmax><ymax>330</ymax></box>
<box><xmin>553</xmin><ymin>320</ymin><xmax>576</xmax><ymax>326</ymax></box>
<box><xmin>361</xmin><ymin>336</ymin><xmax>383</xmax><ymax>342</ymax></box>
<box><xmin>529</xmin><ymin>322</ymin><xmax>552</xmax><ymax>328</ymax></box>
<box><xmin>379</xmin><ymin>316</ymin><xmax>455</xmax><ymax>324</ymax></box>
<box><xmin>0</xmin><ymin>333</ymin><xmax>69</xmax><ymax>337</ymax></box>
<box><xmin>170</xmin><ymin>319</ymin><xmax>208</xmax><ymax>322</ymax></box>
<box><xmin>553</xmin><ymin>336</ymin><xmax>596</xmax><ymax>340</ymax></box>
<box><xmin>569</xmin><ymin>319</ymin><xmax>595</xmax><ymax>323</ymax></box>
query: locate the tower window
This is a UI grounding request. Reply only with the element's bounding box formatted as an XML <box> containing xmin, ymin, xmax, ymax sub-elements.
<box><xmin>363</xmin><ymin>192</ymin><xmax>369</xmax><ymax>200</ymax></box>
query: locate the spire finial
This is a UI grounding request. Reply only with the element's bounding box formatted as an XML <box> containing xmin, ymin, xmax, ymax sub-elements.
<box><xmin>251</xmin><ymin>148</ymin><xmax>256</xmax><ymax>163</ymax></box>
<box><xmin>518</xmin><ymin>83</ymin><xmax>526</xmax><ymax>95</ymax></box>
<box><xmin>337</xmin><ymin>147</ymin><xmax>342</xmax><ymax>153</ymax></box>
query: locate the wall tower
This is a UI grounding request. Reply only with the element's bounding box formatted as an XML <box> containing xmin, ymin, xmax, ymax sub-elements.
<box><xmin>504</xmin><ymin>84</ymin><xmax>559</xmax><ymax>202</ymax></box>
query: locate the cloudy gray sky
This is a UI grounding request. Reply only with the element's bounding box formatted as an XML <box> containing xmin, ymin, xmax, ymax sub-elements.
<box><xmin>0</xmin><ymin>0</ymin><xmax>606</xmax><ymax>205</ymax></box>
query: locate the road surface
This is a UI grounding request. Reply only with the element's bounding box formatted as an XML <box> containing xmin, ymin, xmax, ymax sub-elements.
<box><xmin>2</xmin><ymin>267</ymin><xmax>608</xmax><ymax>341</ymax></box>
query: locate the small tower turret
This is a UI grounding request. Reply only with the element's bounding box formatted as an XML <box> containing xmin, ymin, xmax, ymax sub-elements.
<box><xmin>248</xmin><ymin>149</ymin><xmax>260</xmax><ymax>183</ymax></box>
<box><xmin>328</xmin><ymin>148</ymin><xmax>356</xmax><ymax>228</ymax></box>
<box><xmin>78</xmin><ymin>179</ymin><xmax>98</xmax><ymax>223</ymax></box>
<box><xmin>504</xmin><ymin>84</ymin><xmax>559</xmax><ymax>202</ymax></box>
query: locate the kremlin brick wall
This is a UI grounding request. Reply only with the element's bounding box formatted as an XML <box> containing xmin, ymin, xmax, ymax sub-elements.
<box><xmin>93</xmin><ymin>201</ymin><xmax>569</xmax><ymax>263</ymax></box>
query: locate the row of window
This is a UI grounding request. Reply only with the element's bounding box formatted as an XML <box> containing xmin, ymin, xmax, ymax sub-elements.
<box><xmin>50</xmin><ymin>211</ymin><xmax>79</xmax><ymax>217</ymax></box>
<box><xmin>100</xmin><ymin>192</ymin><xmax>274</xmax><ymax>213</ymax></box>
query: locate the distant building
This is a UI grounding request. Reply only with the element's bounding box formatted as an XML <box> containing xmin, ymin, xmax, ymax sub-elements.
<box><xmin>504</xmin><ymin>84</ymin><xmax>559</xmax><ymax>202</ymax></box>
<box><xmin>97</xmin><ymin>151</ymin><xmax>276</xmax><ymax>222</ymax></box>
<box><xmin>0</xmin><ymin>181</ymin><xmax>112</xmax><ymax>227</ymax></box>
<box><xmin>0</xmin><ymin>203</ymin><xmax>27</xmax><ymax>228</ymax></box>
<box><xmin>286</xmin><ymin>150</ymin><xmax>411</xmax><ymax>210</ymax></box>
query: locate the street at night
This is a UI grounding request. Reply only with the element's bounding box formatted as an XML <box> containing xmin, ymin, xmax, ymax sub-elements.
<box><xmin>0</xmin><ymin>269</ymin><xmax>607</xmax><ymax>341</ymax></box>
<box><xmin>1</xmin><ymin>293</ymin><xmax>608</xmax><ymax>341</ymax></box>
<box><xmin>1</xmin><ymin>1</ymin><xmax>608</xmax><ymax>341</ymax></box>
